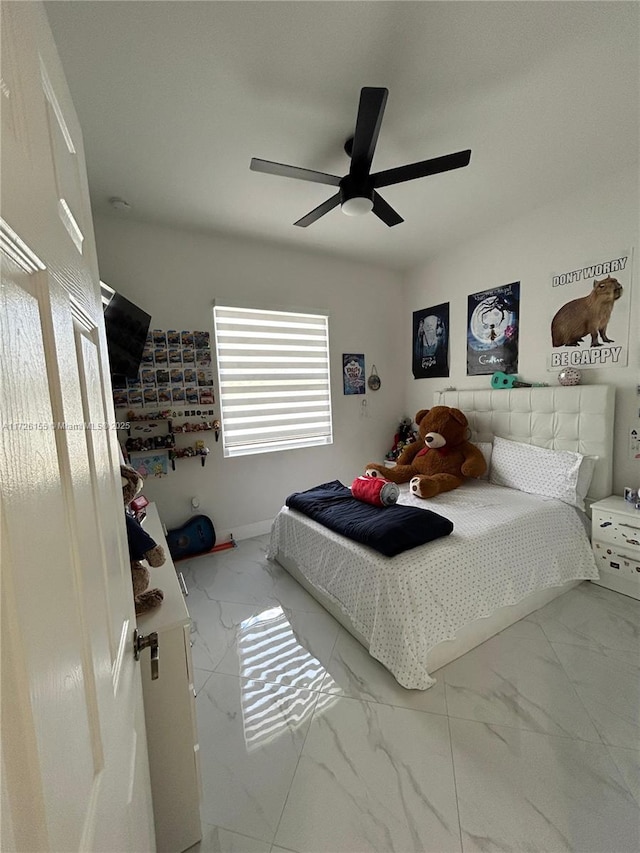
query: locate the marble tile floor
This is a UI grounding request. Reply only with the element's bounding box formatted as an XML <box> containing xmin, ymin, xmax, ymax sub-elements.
<box><xmin>184</xmin><ymin>535</ymin><xmax>640</xmax><ymax>853</ymax></box>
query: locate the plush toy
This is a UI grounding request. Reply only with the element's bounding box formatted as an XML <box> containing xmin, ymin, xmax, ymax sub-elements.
<box><xmin>121</xmin><ymin>465</ymin><xmax>165</xmax><ymax>614</ymax></box>
<box><xmin>365</xmin><ymin>406</ymin><xmax>486</xmax><ymax>498</ymax></box>
<box><xmin>385</xmin><ymin>416</ymin><xmax>419</xmax><ymax>461</ymax></box>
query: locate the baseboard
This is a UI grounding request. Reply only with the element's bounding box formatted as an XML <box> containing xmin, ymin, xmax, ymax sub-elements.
<box><xmin>218</xmin><ymin>518</ymin><xmax>274</xmax><ymax>542</ymax></box>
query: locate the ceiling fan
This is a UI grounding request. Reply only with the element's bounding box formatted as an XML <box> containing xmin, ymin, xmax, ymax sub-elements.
<box><xmin>250</xmin><ymin>87</ymin><xmax>471</xmax><ymax>227</ymax></box>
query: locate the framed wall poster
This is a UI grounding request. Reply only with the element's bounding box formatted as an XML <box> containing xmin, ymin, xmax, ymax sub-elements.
<box><xmin>467</xmin><ymin>282</ymin><xmax>520</xmax><ymax>376</ymax></box>
<box><xmin>412</xmin><ymin>303</ymin><xmax>449</xmax><ymax>379</ymax></box>
<box><xmin>343</xmin><ymin>353</ymin><xmax>366</xmax><ymax>395</ymax></box>
<box><xmin>548</xmin><ymin>249</ymin><xmax>632</xmax><ymax>371</ymax></box>
<box><xmin>128</xmin><ymin>451</ymin><xmax>169</xmax><ymax>479</ymax></box>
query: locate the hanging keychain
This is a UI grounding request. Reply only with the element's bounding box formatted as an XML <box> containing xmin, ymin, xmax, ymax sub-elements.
<box><xmin>367</xmin><ymin>364</ymin><xmax>381</xmax><ymax>391</ymax></box>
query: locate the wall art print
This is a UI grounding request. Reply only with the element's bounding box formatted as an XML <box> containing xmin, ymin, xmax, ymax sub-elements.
<box><xmin>343</xmin><ymin>353</ymin><xmax>366</xmax><ymax>395</ymax></box>
<box><xmin>128</xmin><ymin>451</ymin><xmax>169</xmax><ymax>479</ymax></box>
<box><xmin>467</xmin><ymin>282</ymin><xmax>520</xmax><ymax>376</ymax></box>
<box><xmin>112</xmin><ymin>329</ymin><xmax>214</xmax><ymax>409</ymax></box>
<box><xmin>548</xmin><ymin>249</ymin><xmax>632</xmax><ymax>371</ymax></box>
<box><xmin>412</xmin><ymin>303</ymin><xmax>449</xmax><ymax>379</ymax></box>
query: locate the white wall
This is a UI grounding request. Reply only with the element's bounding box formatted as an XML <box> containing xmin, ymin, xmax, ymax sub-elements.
<box><xmin>404</xmin><ymin>166</ymin><xmax>639</xmax><ymax>496</ymax></box>
<box><xmin>95</xmin><ymin>216</ymin><xmax>404</xmax><ymax>534</ymax></box>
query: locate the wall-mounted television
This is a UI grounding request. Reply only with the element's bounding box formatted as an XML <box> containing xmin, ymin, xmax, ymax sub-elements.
<box><xmin>102</xmin><ymin>283</ymin><xmax>151</xmax><ymax>380</ymax></box>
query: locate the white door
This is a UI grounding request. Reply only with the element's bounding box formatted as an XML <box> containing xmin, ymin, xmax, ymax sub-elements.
<box><xmin>0</xmin><ymin>3</ymin><xmax>155</xmax><ymax>851</ymax></box>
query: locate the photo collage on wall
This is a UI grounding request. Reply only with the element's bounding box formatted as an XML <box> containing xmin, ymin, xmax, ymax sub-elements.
<box><xmin>467</xmin><ymin>282</ymin><xmax>520</xmax><ymax>376</ymax></box>
<box><xmin>112</xmin><ymin>329</ymin><xmax>214</xmax><ymax>409</ymax></box>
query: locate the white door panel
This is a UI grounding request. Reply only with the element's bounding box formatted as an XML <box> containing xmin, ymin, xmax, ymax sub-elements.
<box><xmin>1</xmin><ymin>274</ymin><xmax>98</xmax><ymax>850</ymax></box>
<box><xmin>1</xmin><ymin>3</ymin><xmax>155</xmax><ymax>851</ymax></box>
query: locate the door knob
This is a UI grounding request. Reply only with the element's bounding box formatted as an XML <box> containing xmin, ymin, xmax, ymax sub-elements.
<box><xmin>133</xmin><ymin>628</ymin><xmax>159</xmax><ymax>680</ymax></box>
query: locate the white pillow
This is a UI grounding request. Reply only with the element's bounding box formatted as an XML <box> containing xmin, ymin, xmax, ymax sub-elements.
<box><xmin>576</xmin><ymin>455</ymin><xmax>597</xmax><ymax>508</ymax></box>
<box><xmin>489</xmin><ymin>437</ymin><xmax>593</xmax><ymax>510</ymax></box>
<box><xmin>474</xmin><ymin>442</ymin><xmax>493</xmax><ymax>480</ymax></box>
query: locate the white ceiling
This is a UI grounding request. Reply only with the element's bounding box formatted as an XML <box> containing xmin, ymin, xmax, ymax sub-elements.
<box><xmin>45</xmin><ymin>1</ymin><xmax>639</xmax><ymax>272</ymax></box>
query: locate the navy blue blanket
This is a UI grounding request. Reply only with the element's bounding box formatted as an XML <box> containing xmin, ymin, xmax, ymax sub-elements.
<box><xmin>285</xmin><ymin>480</ymin><xmax>453</xmax><ymax>557</ymax></box>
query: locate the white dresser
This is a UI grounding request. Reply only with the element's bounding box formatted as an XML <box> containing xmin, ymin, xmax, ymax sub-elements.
<box><xmin>590</xmin><ymin>496</ymin><xmax>640</xmax><ymax>600</ymax></box>
<box><xmin>138</xmin><ymin>504</ymin><xmax>201</xmax><ymax>852</ymax></box>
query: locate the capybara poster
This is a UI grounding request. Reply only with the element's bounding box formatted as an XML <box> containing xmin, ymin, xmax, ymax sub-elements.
<box><xmin>549</xmin><ymin>251</ymin><xmax>631</xmax><ymax>371</ymax></box>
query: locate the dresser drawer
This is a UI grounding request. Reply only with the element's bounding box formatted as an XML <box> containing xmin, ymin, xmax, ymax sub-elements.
<box><xmin>592</xmin><ymin>511</ymin><xmax>640</xmax><ymax>553</ymax></box>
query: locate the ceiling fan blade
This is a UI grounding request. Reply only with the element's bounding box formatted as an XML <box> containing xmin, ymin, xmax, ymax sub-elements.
<box><xmin>349</xmin><ymin>87</ymin><xmax>388</xmax><ymax>177</ymax></box>
<box><xmin>293</xmin><ymin>193</ymin><xmax>341</xmax><ymax>227</ymax></box>
<box><xmin>372</xmin><ymin>192</ymin><xmax>404</xmax><ymax>227</ymax></box>
<box><xmin>250</xmin><ymin>158</ymin><xmax>341</xmax><ymax>186</ymax></box>
<box><xmin>372</xmin><ymin>149</ymin><xmax>471</xmax><ymax>188</ymax></box>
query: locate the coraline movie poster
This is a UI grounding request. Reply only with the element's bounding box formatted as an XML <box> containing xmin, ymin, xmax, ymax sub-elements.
<box><xmin>412</xmin><ymin>303</ymin><xmax>450</xmax><ymax>379</ymax></box>
<box><xmin>467</xmin><ymin>282</ymin><xmax>520</xmax><ymax>376</ymax></box>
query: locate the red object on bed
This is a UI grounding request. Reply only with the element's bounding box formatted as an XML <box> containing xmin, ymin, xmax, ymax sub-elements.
<box><xmin>351</xmin><ymin>475</ymin><xmax>400</xmax><ymax>507</ymax></box>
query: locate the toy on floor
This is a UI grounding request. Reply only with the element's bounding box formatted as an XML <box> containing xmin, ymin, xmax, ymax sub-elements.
<box><xmin>365</xmin><ymin>405</ymin><xmax>486</xmax><ymax>498</ymax></box>
<box><xmin>121</xmin><ymin>465</ymin><xmax>165</xmax><ymax>614</ymax></box>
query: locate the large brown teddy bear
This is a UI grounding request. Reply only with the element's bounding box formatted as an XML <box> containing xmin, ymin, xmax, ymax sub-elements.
<box><xmin>121</xmin><ymin>465</ymin><xmax>165</xmax><ymax>615</ymax></box>
<box><xmin>365</xmin><ymin>406</ymin><xmax>486</xmax><ymax>498</ymax></box>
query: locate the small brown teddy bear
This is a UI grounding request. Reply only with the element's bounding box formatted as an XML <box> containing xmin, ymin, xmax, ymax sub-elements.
<box><xmin>365</xmin><ymin>406</ymin><xmax>486</xmax><ymax>498</ymax></box>
<box><xmin>121</xmin><ymin>465</ymin><xmax>165</xmax><ymax>614</ymax></box>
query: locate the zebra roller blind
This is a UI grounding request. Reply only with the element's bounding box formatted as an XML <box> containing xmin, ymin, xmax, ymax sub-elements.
<box><xmin>213</xmin><ymin>305</ymin><xmax>333</xmax><ymax>457</ymax></box>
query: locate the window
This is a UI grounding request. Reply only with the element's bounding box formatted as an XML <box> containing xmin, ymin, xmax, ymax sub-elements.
<box><xmin>213</xmin><ymin>305</ymin><xmax>333</xmax><ymax>457</ymax></box>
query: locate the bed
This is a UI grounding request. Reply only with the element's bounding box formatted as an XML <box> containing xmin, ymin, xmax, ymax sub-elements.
<box><xmin>268</xmin><ymin>385</ymin><xmax>615</xmax><ymax>689</ymax></box>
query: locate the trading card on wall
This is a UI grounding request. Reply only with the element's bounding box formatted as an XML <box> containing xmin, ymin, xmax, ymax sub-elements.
<box><xmin>196</xmin><ymin>348</ymin><xmax>212</xmax><ymax>367</ymax></box>
<box><xmin>185</xmin><ymin>386</ymin><xmax>199</xmax><ymax>404</ymax></box>
<box><xmin>167</xmin><ymin>330</ymin><xmax>181</xmax><ymax>346</ymax></box>
<box><xmin>171</xmin><ymin>386</ymin><xmax>185</xmax><ymax>403</ymax></box>
<box><xmin>157</xmin><ymin>386</ymin><xmax>171</xmax><ymax>404</ymax></box>
<box><xmin>197</xmin><ymin>368</ymin><xmax>214</xmax><ymax>386</ymax></box>
<box><xmin>113</xmin><ymin>389</ymin><xmax>128</xmax><ymax>407</ymax></box>
<box><xmin>343</xmin><ymin>353</ymin><xmax>366</xmax><ymax>395</ymax></box>
<box><xmin>194</xmin><ymin>331</ymin><xmax>210</xmax><ymax>349</ymax></box>
<box><xmin>141</xmin><ymin>367</ymin><xmax>156</xmax><ymax>386</ymax></box>
<box><xmin>141</xmin><ymin>346</ymin><xmax>154</xmax><ymax>365</ymax></box>
<box><xmin>199</xmin><ymin>388</ymin><xmax>214</xmax><ymax>405</ymax></box>
<box><xmin>154</xmin><ymin>347</ymin><xmax>168</xmax><ymax>365</ymax></box>
<box><xmin>156</xmin><ymin>368</ymin><xmax>170</xmax><ymax>385</ymax></box>
<box><xmin>181</xmin><ymin>331</ymin><xmax>194</xmax><ymax>347</ymax></box>
<box><xmin>548</xmin><ymin>249</ymin><xmax>632</xmax><ymax>371</ymax></box>
<box><xmin>170</xmin><ymin>367</ymin><xmax>184</xmax><ymax>384</ymax></box>
<box><xmin>467</xmin><ymin>282</ymin><xmax>520</xmax><ymax>376</ymax></box>
<box><xmin>184</xmin><ymin>367</ymin><xmax>197</xmax><ymax>385</ymax></box>
<box><xmin>143</xmin><ymin>388</ymin><xmax>158</xmax><ymax>405</ymax></box>
<box><xmin>127</xmin><ymin>386</ymin><xmax>143</xmax><ymax>407</ymax></box>
<box><xmin>182</xmin><ymin>348</ymin><xmax>195</xmax><ymax>363</ymax></box>
<box><xmin>412</xmin><ymin>303</ymin><xmax>449</xmax><ymax>379</ymax></box>
<box><xmin>168</xmin><ymin>348</ymin><xmax>182</xmax><ymax>364</ymax></box>
<box><xmin>152</xmin><ymin>330</ymin><xmax>167</xmax><ymax>347</ymax></box>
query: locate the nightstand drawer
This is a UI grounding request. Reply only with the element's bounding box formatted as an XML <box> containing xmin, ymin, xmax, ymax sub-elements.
<box><xmin>593</xmin><ymin>540</ymin><xmax>640</xmax><ymax>577</ymax></box>
<box><xmin>589</xmin><ymin>497</ymin><xmax>640</xmax><ymax>600</ymax></box>
<box><xmin>592</xmin><ymin>511</ymin><xmax>640</xmax><ymax>552</ymax></box>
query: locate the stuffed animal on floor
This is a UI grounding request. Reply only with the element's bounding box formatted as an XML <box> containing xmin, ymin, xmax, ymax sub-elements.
<box><xmin>121</xmin><ymin>465</ymin><xmax>165</xmax><ymax>614</ymax></box>
<box><xmin>365</xmin><ymin>406</ymin><xmax>486</xmax><ymax>498</ymax></box>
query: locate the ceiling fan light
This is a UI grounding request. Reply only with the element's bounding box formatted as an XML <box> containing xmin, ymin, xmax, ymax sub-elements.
<box><xmin>341</xmin><ymin>196</ymin><xmax>374</xmax><ymax>216</ymax></box>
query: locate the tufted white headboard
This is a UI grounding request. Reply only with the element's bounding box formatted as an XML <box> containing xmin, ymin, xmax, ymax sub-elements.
<box><xmin>433</xmin><ymin>385</ymin><xmax>614</xmax><ymax>502</ymax></box>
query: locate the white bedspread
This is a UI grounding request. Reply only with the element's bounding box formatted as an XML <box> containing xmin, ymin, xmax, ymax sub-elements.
<box><xmin>268</xmin><ymin>481</ymin><xmax>598</xmax><ymax>689</ymax></box>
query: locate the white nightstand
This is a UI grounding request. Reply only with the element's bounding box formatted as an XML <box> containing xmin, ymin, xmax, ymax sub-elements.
<box><xmin>590</xmin><ymin>496</ymin><xmax>640</xmax><ymax>600</ymax></box>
